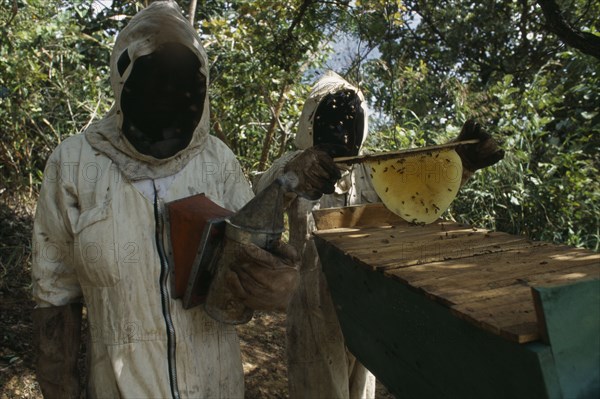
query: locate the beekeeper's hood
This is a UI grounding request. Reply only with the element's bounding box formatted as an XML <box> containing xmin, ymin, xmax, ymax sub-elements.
<box><xmin>86</xmin><ymin>0</ymin><xmax>210</xmax><ymax>181</ymax></box>
<box><xmin>295</xmin><ymin>71</ymin><xmax>368</xmax><ymax>156</ymax></box>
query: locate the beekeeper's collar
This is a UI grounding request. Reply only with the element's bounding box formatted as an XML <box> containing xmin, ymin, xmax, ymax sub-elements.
<box><xmin>85</xmin><ymin>0</ymin><xmax>210</xmax><ymax>181</ymax></box>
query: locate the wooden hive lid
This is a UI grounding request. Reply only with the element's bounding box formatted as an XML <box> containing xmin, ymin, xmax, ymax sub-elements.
<box><xmin>313</xmin><ymin>203</ymin><xmax>600</xmax><ymax>343</ymax></box>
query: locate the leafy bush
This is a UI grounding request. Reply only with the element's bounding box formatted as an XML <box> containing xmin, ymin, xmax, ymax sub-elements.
<box><xmin>0</xmin><ymin>0</ymin><xmax>597</xmax><ymax>252</ymax></box>
<box><xmin>449</xmin><ymin>56</ymin><xmax>600</xmax><ymax>250</ymax></box>
<box><xmin>0</xmin><ymin>0</ymin><xmax>112</xmax><ymax>195</ymax></box>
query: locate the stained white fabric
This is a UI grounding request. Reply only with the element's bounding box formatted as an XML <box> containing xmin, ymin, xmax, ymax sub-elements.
<box><xmin>255</xmin><ymin>72</ymin><xmax>377</xmax><ymax>399</ymax></box>
<box><xmin>132</xmin><ymin>173</ymin><xmax>178</xmax><ymax>201</ymax></box>
<box><xmin>85</xmin><ymin>1</ymin><xmax>211</xmax><ymax>181</ymax></box>
<box><xmin>32</xmin><ymin>1</ymin><xmax>253</xmax><ymax>397</ymax></box>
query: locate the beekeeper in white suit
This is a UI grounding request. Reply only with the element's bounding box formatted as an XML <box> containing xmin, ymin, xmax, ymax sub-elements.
<box><xmin>254</xmin><ymin>71</ymin><xmax>505</xmax><ymax>399</ymax></box>
<box><xmin>254</xmin><ymin>72</ymin><xmax>377</xmax><ymax>399</ymax></box>
<box><xmin>30</xmin><ymin>1</ymin><xmax>340</xmax><ymax>397</ymax></box>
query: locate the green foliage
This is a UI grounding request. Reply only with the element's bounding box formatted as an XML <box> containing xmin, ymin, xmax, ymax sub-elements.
<box><xmin>198</xmin><ymin>0</ymin><xmax>346</xmax><ymax>170</ymax></box>
<box><xmin>0</xmin><ymin>0</ymin><xmax>598</xmax><ymax>250</ymax></box>
<box><xmin>356</xmin><ymin>1</ymin><xmax>600</xmax><ymax>250</ymax></box>
<box><xmin>0</xmin><ymin>0</ymin><xmax>112</xmax><ymax>193</ymax></box>
<box><xmin>449</xmin><ymin>54</ymin><xmax>600</xmax><ymax>250</ymax></box>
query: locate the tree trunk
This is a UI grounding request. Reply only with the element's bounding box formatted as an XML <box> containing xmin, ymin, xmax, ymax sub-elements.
<box><xmin>212</xmin><ymin>119</ymin><xmax>232</xmax><ymax>149</ymax></box>
<box><xmin>258</xmin><ymin>85</ymin><xmax>291</xmax><ymax>171</ymax></box>
<box><xmin>188</xmin><ymin>0</ymin><xmax>198</xmax><ymax>25</ymax></box>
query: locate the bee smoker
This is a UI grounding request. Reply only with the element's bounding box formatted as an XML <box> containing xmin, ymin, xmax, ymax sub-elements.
<box><xmin>204</xmin><ymin>172</ymin><xmax>296</xmax><ymax>324</ymax></box>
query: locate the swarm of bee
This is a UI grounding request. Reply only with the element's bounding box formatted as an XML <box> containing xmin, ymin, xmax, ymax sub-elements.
<box><xmin>313</xmin><ymin>89</ymin><xmax>364</xmax><ymax>157</ymax></box>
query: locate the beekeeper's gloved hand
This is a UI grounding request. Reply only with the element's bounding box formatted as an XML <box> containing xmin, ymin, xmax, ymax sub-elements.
<box><xmin>454</xmin><ymin>120</ymin><xmax>505</xmax><ymax>174</ymax></box>
<box><xmin>284</xmin><ymin>147</ymin><xmax>341</xmax><ymax>200</ymax></box>
<box><xmin>225</xmin><ymin>241</ymin><xmax>299</xmax><ymax>311</ymax></box>
<box><xmin>32</xmin><ymin>303</ymin><xmax>82</xmax><ymax>399</ymax></box>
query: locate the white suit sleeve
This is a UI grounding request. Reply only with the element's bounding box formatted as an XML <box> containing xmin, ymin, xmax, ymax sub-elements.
<box><xmin>253</xmin><ymin>151</ymin><xmax>303</xmax><ymax>194</ymax></box>
<box><xmin>32</xmin><ymin>148</ymin><xmax>83</xmax><ymax>308</ymax></box>
<box><xmin>221</xmin><ymin>150</ymin><xmax>255</xmax><ymax>211</ymax></box>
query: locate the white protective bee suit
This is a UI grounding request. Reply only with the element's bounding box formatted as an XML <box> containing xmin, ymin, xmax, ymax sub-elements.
<box><xmin>32</xmin><ymin>2</ymin><xmax>254</xmax><ymax>397</ymax></box>
<box><xmin>255</xmin><ymin>72</ymin><xmax>378</xmax><ymax>399</ymax></box>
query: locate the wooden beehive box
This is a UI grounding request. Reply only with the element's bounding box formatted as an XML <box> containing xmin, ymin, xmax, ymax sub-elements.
<box><xmin>313</xmin><ymin>203</ymin><xmax>599</xmax><ymax>398</ymax></box>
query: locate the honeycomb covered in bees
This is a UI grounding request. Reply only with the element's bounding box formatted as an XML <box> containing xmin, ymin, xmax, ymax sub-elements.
<box><xmin>366</xmin><ymin>148</ymin><xmax>462</xmax><ymax>224</ymax></box>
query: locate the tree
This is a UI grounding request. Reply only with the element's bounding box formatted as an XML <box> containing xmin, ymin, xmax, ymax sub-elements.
<box><xmin>192</xmin><ymin>0</ymin><xmax>350</xmax><ymax>171</ymax></box>
<box><xmin>537</xmin><ymin>0</ymin><xmax>600</xmax><ymax>59</ymax></box>
<box><xmin>1</xmin><ymin>0</ymin><xmax>598</xmax><ymax>249</ymax></box>
<box><xmin>0</xmin><ymin>0</ymin><xmax>113</xmax><ymax>195</ymax></box>
<box><xmin>349</xmin><ymin>0</ymin><xmax>600</xmax><ymax>249</ymax></box>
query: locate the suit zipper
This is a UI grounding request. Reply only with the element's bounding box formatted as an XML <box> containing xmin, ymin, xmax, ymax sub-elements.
<box><xmin>153</xmin><ymin>183</ymin><xmax>181</xmax><ymax>399</ymax></box>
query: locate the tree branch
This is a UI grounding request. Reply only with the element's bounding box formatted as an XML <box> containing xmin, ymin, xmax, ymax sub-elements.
<box><xmin>285</xmin><ymin>0</ymin><xmax>314</xmax><ymax>42</ymax></box>
<box><xmin>258</xmin><ymin>85</ymin><xmax>291</xmax><ymax>171</ymax></box>
<box><xmin>211</xmin><ymin>119</ymin><xmax>231</xmax><ymax>149</ymax></box>
<box><xmin>537</xmin><ymin>0</ymin><xmax>600</xmax><ymax>59</ymax></box>
<box><xmin>1</xmin><ymin>0</ymin><xmax>18</xmax><ymax>49</ymax></box>
<box><xmin>188</xmin><ymin>0</ymin><xmax>198</xmax><ymax>25</ymax></box>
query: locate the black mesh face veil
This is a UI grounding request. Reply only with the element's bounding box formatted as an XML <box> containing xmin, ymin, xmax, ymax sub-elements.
<box><xmin>117</xmin><ymin>50</ymin><xmax>131</xmax><ymax>77</ymax></box>
<box><xmin>313</xmin><ymin>89</ymin><xmax>364</xmax><ymax>157</ymax></box>
<box><xmin>120</xmin><ymin>42</ymin><xmax>206</xmax><ymax>159</ymax></box>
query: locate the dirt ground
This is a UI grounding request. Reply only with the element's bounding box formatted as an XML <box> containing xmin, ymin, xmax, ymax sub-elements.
<box><xmin>0</xmin><ymin>195</ymin><xmax>393</xmax><ymax>398</ymax></box>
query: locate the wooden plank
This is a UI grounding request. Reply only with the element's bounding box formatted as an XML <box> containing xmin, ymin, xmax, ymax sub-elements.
<box><xmin>451</xmin><ymin>297</ymin><xmax>538</xmax><ymax>343</ymax></box>
<box><xmin>315</xmin><ymin>231</ymin><xmax>546</xmax><ymax>344</ymax></box>
<box><xmin>312</xmin><ymin>203</ymin><xmax>404</xmax><ymax>230</ymax></box>
<box><xmin>456</xmin><ymin>308</ymin><xmax>538</xmax><ymax>343</ymax></box>
<box><xmin>316</xmin><ymin>219</ymin><xmax>468</xmax><ymax>238</ymax></box>
<box><xmin>362</xmin><ymin>234</ymin><xmax>533</xmax><ymax>270</ymax></box>
<box><xmin>312</xmin><ymin>225</ymin><xmax>402</xmax><ymax>252</ymax></box>
<box><xmin>314</xmin><ymin>203</ymin><xmax>600</xmax><ymax>346</ymax></box>
<box><xmin>410</xmin><ymin>262</ymin><xmax>599</xmax><ymax>314</ymax></box>
<box><xmin>500</xmin><ymin>321</ymin><xmax>541</xmax><ymax>344</ymax></box>
<box><xmin>401</xmin><ymin>245</ymin><xmax>599</xmax><ymax>291</ymax></box>
<box><xmin>449</xmin><ymin>263</ymin><xmax>599</xmax><ymax>299</ymax></box>
<box><xmin>421</xmin><ymin>263</ymin><xmax>598</xmax><ymax>343</ymax></box>
<box><xmin>383</xmin><ymin>243</ymin><xmax>554</xmax><ymax>289</ymax></box>
<box><xmin>444</xmin><ymin>265</ymin><xmax>600</xmax><ymax>343</ymax></box>
<box><xmin>452</xmin><ymin>288</ymin><xmax>533</xmax><ymax>311</ymax></box>
<box><xmin>424</xmin><ymin>263</ymin><xmax>600</xmax><ymax>307</ymax></box>
<box><xmin>532</xmin><ymin>280</ymin><xmax>600</xmax><ymax>397</ymax></box>
<box><xmin>443</xmin><ymin>284</ymin><xmax>533</xmax><ymax>307</ymax></box>
<box><xmin>439</xmin><ymin>264</ymin><xmax>600</xmax><ymax>343</ymax></box>
<box><xmin>446</xmin><ymin>262</ymin><xmax>600</xmax><ymax>307</ymax></box>
<box><xmin>313</xmin><ymin>223</ymin><xmax>452</xmax><ymax>251</ymax></box>
<box><xmin>333</xmin><ymin>139</ymin><xmax>479</xmax><ymax>165</ymax></box>
<box><xmin>315</xmin><ymin>218</ymin><xmax>540</xmax><ymax>272</ymax></box>
<box><xmin>314</xmin><ymin>224</ymin><xmax>496</xmax><ymax>261</ymax></box>
<box><xmin>385</xmin><ymin>243</ymin><xmax>596</xmax><ymax>344</ymax></box>
<box><xmin>523</xmin><ymin>263</ymin><xmax>600</xmax><ymax>286</ymax></box>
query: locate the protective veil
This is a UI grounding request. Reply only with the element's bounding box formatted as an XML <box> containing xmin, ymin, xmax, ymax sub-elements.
<box><xmin>32</xmin><ymin>1</ymin><xmax>253</xmax><ymax>398</ymax></box>
<box><xmin>255</xmin><ymin>71</ymin><xmax>377</xmax><ymax>399</ymax></box>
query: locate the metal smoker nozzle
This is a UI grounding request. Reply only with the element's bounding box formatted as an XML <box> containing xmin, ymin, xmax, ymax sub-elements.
<box><xmin>227</xmin><ymin>172</ymin><xmax>297</xmax><ymax>246</ymax></box>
